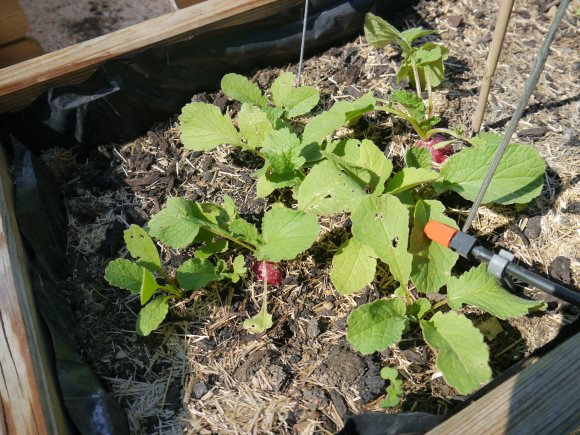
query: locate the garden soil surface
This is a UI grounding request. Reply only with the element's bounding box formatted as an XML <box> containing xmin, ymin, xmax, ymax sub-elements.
<box><xmin>38</xmin><ymin>0</ymin><xmax>579</xmax><ymax>433</ymax></box>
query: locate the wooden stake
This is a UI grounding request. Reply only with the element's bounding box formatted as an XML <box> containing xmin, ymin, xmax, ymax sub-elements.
<box><xmin>471</xmin><ymin>0</ymin><xmax>514</xmax><ymax>132</ymax></box>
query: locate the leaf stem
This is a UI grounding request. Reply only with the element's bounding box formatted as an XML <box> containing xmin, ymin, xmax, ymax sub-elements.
<box><xmin>425</xmin><ymin>72</ymin><xmax>433</xmax><ymax>119</ymax></box>
<box><xmin>430</xmin><ymin>299</ymin><xmax>448</xmax><ymax>312</ymax></box>
<box><xmin>425</xmin><ymin>128</ymin><xmax>479</xmax><ymax>146</ymax></box>
<box><xmin>374</xmin><ymin>105</ymin><xmax>427</xmax><ymax>139</ymax></box>
<box><xmin>206</xmin><ymin>227</ymin><xmax>257</xmax><ymax>253</ymax></box>
<box><xmin>411</xmin><ymin>61</ymin><xmax>423</xmax><ymax>99</ymax></box>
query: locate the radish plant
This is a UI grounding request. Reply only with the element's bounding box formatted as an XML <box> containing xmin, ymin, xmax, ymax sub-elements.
<box><xmin>106</xmin><ymin>49</ymin><xmax>548</xmax><ymax>398</ymax></box>
<box><xmin>105</xmin><ymin>198</ymin><xmax>319</xmax><ymax>335</ymax></box>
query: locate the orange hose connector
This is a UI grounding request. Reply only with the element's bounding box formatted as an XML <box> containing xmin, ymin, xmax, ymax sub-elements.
<box><xmin>424</xmin><ymin>221</ymin><xmax>457</xmax><ymax>248</ymax></box>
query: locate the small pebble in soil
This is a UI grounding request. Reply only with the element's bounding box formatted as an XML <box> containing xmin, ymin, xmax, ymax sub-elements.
<box><xmin>447</xmin><ymin>15</ymin><xmax>462</xmax><ymax>27</ymax></box>
<box><xmin>193</xmin><ymin>382</ymin><xmax>208</xmax><ymax>400</ymax></box>
<box><xmin>550</xmin><ymin>256</ymin><xmax>571</xmax><ymax>285</ymax></box>
<box><xmin>524</xmin><ymin>215</ymin><xmax>542</xmax><ymax>240</ymax></box>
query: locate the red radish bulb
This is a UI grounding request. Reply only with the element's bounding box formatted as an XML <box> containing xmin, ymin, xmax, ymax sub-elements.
<box><xmin>416</xmin><ymin>135</ymin><xmax>453</xmax><ymax>164</ymax></box>
<box><xmin>252</xmin><ymin>260</ymin><xmax>284</xmax><ymax>286</ymax></box>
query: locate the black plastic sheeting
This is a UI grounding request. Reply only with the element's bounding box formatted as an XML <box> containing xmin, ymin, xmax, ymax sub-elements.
<box><xmin>0</xmin><ymin>1</ymin><xmax>444</xmax><ymax>434</ymax></box>
<box><xmin>3</xmin><ymin>0</ymin><xmax>406</xmax><ymax>157</ymax></box>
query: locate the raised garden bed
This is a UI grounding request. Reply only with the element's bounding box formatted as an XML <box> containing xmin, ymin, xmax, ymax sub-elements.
<box><xmin>1</xmin><ymin>0</ymin><xmax>579</xmax><ymax>433</ymax></box>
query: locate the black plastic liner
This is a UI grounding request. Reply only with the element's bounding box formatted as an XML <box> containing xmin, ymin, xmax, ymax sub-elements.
<box><xmin>3</xmin><ymin>0</ymin><xmax>408</xmax><ymax>157</ymax></box>
<box><xmin>0</xmin><ymin>1</ymin><xmax>438</xmax><ymax>433</ymax></box>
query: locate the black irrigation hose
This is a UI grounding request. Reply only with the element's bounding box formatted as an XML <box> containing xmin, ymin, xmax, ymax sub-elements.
<box><xmin>462</xmin><ymin>0</ymin><xmax>571</xmax><ymax>232</ymax></box>
<box><xmin>472</xmin><ymin>246</ymin><xmax>580</xmax><ymax>306</ymax></box>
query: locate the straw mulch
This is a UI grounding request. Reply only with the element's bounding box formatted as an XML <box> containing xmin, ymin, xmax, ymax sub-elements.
<box><xmin>42</xmin><ymin>0</ymin><xmax>579</xmax><ymax>433</ymax></box>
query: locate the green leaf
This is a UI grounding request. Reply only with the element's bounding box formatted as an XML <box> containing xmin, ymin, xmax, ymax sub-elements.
<box><xmin>296</xmin><ymin>160</ymin><xmax>367</xmax><ymax>215</ymax></box>
<box><xmin>147</xmin><ymin>198</ymin><xmax>224</xmax><ymax>249</ymax></box>
<box><xmin>409</xmin><ymin>200</ymin><xmax>458</xmax><ymax>293</ymax></box>
<box><xmin>179</xmin><ymin>102</ymin><xmax>241</xmax><ymax>151</ymax></box>
<box><xmin>379</xmin><ymin>367</ymin><xmax>403</xmax><ymax>408</ymax></box>
<box><xmin>104</xmin><ymin>259</ymin><xmax>143</xmax><ymax>294</ymax></box>
<box><xmin>331</xmin><ymin>238</ymin><xmax>377</xmax><ymax>295</ymax></box>
<box><xmin>470</xmin><ymin>132</ymin><xmax>503</xmax><ymax>147</ymax></box>
<box><xmin>301</xmin><ymin>93</ymin><xmax>375</xmax><ymax>146</ymax></box>
<box><xmin>221</xmin><ymin>73</ymin><xmax>267</xmax><ymax>107</ymax></box>
<box><xmin>351</xmin><ymin>195</ymin><xmax>413</xmax><ymax>286</ymax></box>
<box><xmin>136</xmin><ymin>297</ymin><xmax>170</xmax><ymax>336</ymax></box>
<box><xmin>123</xmin><ymin>225</ymin><xmax>162</xmax><ymax>272</ymax></box>
<box><xmin>447</xmin><ymin>265</ymin><xmax>547</xmax><ymax>319</ymax></box>
<box><xmin>243</xmin><ymin>302</ymin><xmax>273</xmax><ymax>333</ymax></box>
<box><xmin>229</xmin><ymin>218</ymin><xmax>262</xmax><ymax>246</ymax></box>
<box><xmin>255</xmin><ymin>167</ymin><xmax>302</xmax><ymax>198</ymax></box>
<box><xmin>407</xmin><ymin>298</ymin><xmax>431</xmax><ymax>320</ymax></box>
<box><xmin>385</xmin><ymin>167</ymin><xmax>439</xmax><ymax>195</ymax></box>
<box><xmin>327</xmin><ymin>139</ymin><xmax>393</xmax><ymax>194</ymax></box>
<box><xmin>177</xmin><ymin>258</ymin><xmax>223</xmax><ymax>291</ymax></box>
<box><xmin>194</xmin><ymin>235</ymin><xmax>228</xmax><ymax>260</ymax></box>
<box><xmin>347</xmin><ymin>298</ymin><xmax>407</xmax><ymax>354</ymax></box>
<box><xmin>332</xmin><ymin>92</ymin><xmax>376</xmax><ymax>125</ymax></box>
<box><xmin>364</xmin><ymin>13</ymin><xmax>405</xmax><ymax>49</ymax></box>
<box><xmin>399</xmin><ymin>43</ymin><xmax>449</xmax><ymax>89</ymax></box>
<box><xmin>271</xmin><ymin>72</ymin><xmax>319</xmax><ymax>118</ymax></box>
<box><xmin>391</xmin><ymin>90</ymin><xmax>425</xmax><ymax>121</ymax></box>
<box><xmin>302</xmin><ymin>109</ymin><xmax>345</xmax><ymax>147</ymax></box>
<box><xmin>401</xmin><ymin>28</ymin><xmax>435</xmax><ymax>45</ymax></box>
<box><xmin>255</xmin><ymin>205</ymin><xmax>319</xmax><ymax>262</ymax></box>
<box><xmin>229</xmin><ymin>255</ymin><xmax>247</xmax><ymax>283</ymax></box>
<box><xmin>140</xmin><ymin>268</ymin><xmax>158</xmax><ymax>305</ymax></box>
<box><xmin>421</xmin><ymin>312</ymin><xmax>491</xmax><ymax>394</ymax></box>
<box><xmin>261</xmin><ymin>128</ymin><xmax>305</xmax><ymax>175</ymax></box>
<box><xmin>440</xmin><ymin>142</ymin><xmax>545</xmax><ymax>204</ymax></box>
<box><xmin>406</xmin><ymin>146</ymin><xmax>432</xmax><ymax>169</ymax></box>
<box><xmin>237</xmin><ymin>103</ymin><xmax>273</xmax><ymax>149</ymax></box>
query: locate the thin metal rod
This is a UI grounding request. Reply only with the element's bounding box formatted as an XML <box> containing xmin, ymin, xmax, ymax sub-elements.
<box><xmin>472</xmin><ymin>0</ymin><xmax>515</xmax><ymax>133</ymax></box>
<box><xmin>462</xmin><ymin>0</ymin><xmax>569</xmax><ymax>232</ymax></box>
<box><xmin>296</xmin><ymin>0</ymin><xmax>309</xmax><ymax>86</ymax></box>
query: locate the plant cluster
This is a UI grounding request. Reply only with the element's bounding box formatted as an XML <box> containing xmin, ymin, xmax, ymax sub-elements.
<box><xmin>105</xmin><ymin>15</ymin><xmax>547</xmax><ymax>398</ymax></box>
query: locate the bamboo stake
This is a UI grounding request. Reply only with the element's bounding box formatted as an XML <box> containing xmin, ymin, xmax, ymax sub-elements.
<box><xmin>471</xmin><ymin>0</ymin><xmax>515</xmax><ymax>132</ymax></box>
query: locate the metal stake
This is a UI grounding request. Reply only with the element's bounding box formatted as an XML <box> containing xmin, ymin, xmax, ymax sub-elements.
<box><xmin>462</xmin><ymin>0</ymin><xmax>570</xmax><ymax>232</ymax></box>
<box><xmin>296</xmin><ymin>0</ymin><xmax>309</xmax><ymax>86</ymax></box>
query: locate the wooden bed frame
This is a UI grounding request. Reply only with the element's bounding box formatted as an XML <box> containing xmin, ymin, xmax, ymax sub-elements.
<box><xmin>0</xmin><ymin>0</ymin><xmax>578</xmax><ymax>432</ymax></box>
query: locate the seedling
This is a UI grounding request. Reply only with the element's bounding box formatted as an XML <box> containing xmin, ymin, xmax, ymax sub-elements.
<box><xmin>105</xmin><ymin>198</ymin><xmax>319</xmax><ymax>335</ymax></box>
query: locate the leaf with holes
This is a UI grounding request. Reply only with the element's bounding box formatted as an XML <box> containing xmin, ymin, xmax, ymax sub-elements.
<box><xmin>237</xmin><ymin>103</ymin><xmax>273</xmax><ymax>149</ymax></box>
<box><xmin>351</xmin><ymin>195</ymin><xmax>412</xmax><ymax>286</ymax></box>
<box><xmin>296</xmin><ymin>160</ymin><xmax>367</xmax><ymax>215</ymax></box>
<box><xmin>123</xmin><ymin>225</ymin><xmax>161</xmax><ymax>272</ymax></box>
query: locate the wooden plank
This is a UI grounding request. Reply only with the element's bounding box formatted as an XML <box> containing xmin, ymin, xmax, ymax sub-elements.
<box><xmin>428</xmin><ymin>333</ymin><xmax>580</xmax><ymax>435</ymax></box>
<box><xmin>175</xmin><ymin>0</ymin><xmax>210</xmax><ymax>8</ymax></box>
<box><xmin>0</xmin><ymin>38</ymin><xmax>43</xmax><ymax>69</ymax></box>
<box><xmin>0</xmin><ymin>0</ymin><xmax>302</xmax><ymax>113</ymax></box>
<box><xmin>0</xmin><ymin>145</ymin><xmax>70</xmax><ymax>434</ymax></box>
<box><xmin>0</xmin><ymin>0</ymin><xmax>29</xmax><ymax>46</ymax></box>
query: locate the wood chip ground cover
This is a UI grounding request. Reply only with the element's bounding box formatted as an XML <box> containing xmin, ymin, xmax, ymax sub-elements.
<box><xmin>38</xmin><ymin>0</ymin><xmax>579</xmax><ymax>433</ymax></box>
